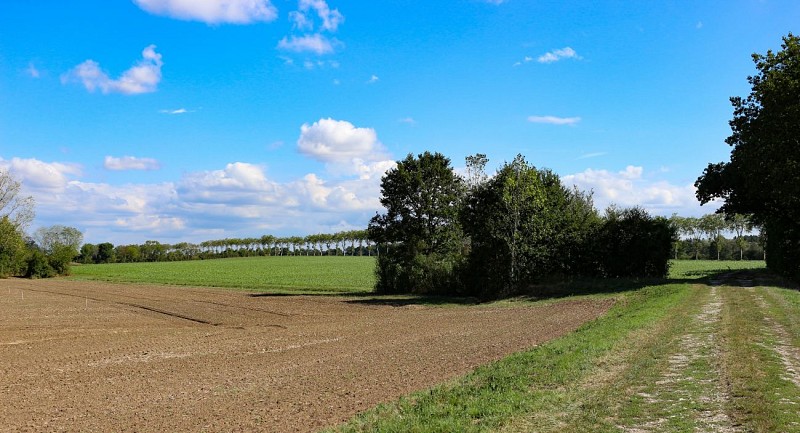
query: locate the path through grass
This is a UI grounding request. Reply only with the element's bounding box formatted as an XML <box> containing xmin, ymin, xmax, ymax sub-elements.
<box><xmin>331</xmin><ymin>265</ymin><xmax>800</xmax><ymax>433</ymax></box>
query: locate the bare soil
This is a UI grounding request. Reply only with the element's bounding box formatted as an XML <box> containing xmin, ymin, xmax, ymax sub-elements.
<box><xmin>0</xmin><ymin>279</ymin><xmax>612</xmax><ymax>433</ymax></box>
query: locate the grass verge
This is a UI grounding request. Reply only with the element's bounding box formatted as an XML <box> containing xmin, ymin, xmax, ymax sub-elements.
<box><xmin>328</xmin><ymin>283</ymin><xmax>692</xmax><ymax>432</ymax></box>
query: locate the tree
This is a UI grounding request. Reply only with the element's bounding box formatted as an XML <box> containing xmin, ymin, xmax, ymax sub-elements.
<box><xmin>97</xmin><ymin>242</ymin><xmax>116</xmax><ymax>263</ymax></box>
<box><xmin>461</xmin><ymin>155</ymin><xmax>600</xmax><ymax>298</ymax></box>
<box><xmin>696</xmin><ymin>34</ymin><xmax>800</xmax><ymax>279</ymax></box>
<box><xmin>33</xmin><ymin>225</ymin><xmax>83</xmax><ymax>275</ymax></box>
<box><xmin>368</xmin><ymin>152</ymin><xmax>465</xmax><ymax>294</ymax></box>
<box><xmin>700</xmin><ymin>213</ymin><xmax>726</xmax><ymax>260</ymax></box>
<box><xmin>79</xmin><ymin>243</ymin><xmax>98</xmax><ymax>264</ymax></box>
<box><xmin>728</xmin><ymin>213</ymin><xmax>752</xmax><ymax>260</ymax></box>
<box><xmin>464</xmin><ymin>153</ymin><xmax>489</xmax><ymax>190</ymax></box>
<box><xmin>0</xmin><ymin>216</ymin><xmax>26</xmax><ymax>277</ymax></box>
<box><xmin>0</xmin><ymin>169</ymin><xmax>35</xmax><ymax>230</ymax></box>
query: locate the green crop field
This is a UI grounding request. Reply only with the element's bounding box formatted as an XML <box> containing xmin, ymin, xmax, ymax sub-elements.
<box><xmin>668</xmin><ymin>259</ymin><xmax>766</xmax><ymax>280</ymax></box>
<box><xmin>70</xmin><ymin>256</ymin><xmax>376</xmax><ymax>294</ymax></box>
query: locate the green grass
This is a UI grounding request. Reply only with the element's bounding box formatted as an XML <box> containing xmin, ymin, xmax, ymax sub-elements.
<box><xmin>330</xmin><ymin>261</ymin><xmax>799</xmax><ymax>432</ymax></box>
<box><xmin>329</xmin><ymin>284</ymin><xmax>694</xmax><ymax>432</ymax></box>
<box><xmin>70</xmin><ymin>256</ymin><xmax>376</xmax><ymax>294</ymax></box>
<box><xmin>668</xmin><ymin>259</ymin><xmax>766</xmax><ymax>280</ymax></box>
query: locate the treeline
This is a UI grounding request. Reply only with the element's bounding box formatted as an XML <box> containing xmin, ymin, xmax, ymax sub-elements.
<box><xmin>0</xmin><ymin>219</ymin><xmax>83</xmax><ymax>278</ymax></box>
<box><xmin>78</xmin><ymin>230</ymin><xmax>375</xmax><ymax>264</ymax></box>
<box><xmin>368</xmin><ymin>152</ymin><xmax>676</xmax><ymax>300</ymax></box>
<box><xmin>669</xmin><ymin>214</ymin><xmax>763</xmax><ymax>261</ymax></box>
<box><xmin>1</xmin><ymin>169</ymin><xmax>85</xmax><ymax>278</ymax></box>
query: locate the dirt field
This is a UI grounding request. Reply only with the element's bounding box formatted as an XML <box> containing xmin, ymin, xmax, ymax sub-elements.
<box><xmin>0</xmin><ymin>279</ymin><xmax>612</xmax><ymax>432</ymax></box>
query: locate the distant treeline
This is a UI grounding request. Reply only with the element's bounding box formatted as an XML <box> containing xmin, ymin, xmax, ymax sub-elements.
<box><xmin>77</xmin><ymin>230</ymin><xmax>375</xmax><ymax>264</ymax></box>
<box><xmin>668</xmin><ymin>214</ymin><xmax>764</xmax><ymax>261</ymax></box>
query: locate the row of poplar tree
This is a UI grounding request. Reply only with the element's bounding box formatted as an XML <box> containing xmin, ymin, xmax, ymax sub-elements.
<box><xmin>77</xmin><ymin>230</ymin><xmax>375</xmax><ymax>264</ymax></box>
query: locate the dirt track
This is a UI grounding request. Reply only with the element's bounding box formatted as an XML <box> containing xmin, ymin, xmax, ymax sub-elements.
<box><xmin>0</xmin><ymin>279</ymin><xmax>612</xmax><ymax>432</ymax></box>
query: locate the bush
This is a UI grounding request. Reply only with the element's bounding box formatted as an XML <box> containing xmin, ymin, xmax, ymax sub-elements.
<box><xmin>25</xmin><ymin>250</ymin><xmax>55</xmax><ymax>278</ymax></box>
<box><xmin>595</xmin><ymin>207</ymin><xmax>674</xmax><ymax>278</ymax></box>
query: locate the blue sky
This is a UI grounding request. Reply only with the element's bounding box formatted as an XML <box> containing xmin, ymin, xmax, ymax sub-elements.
<box><xmin>1</xmin><ymin>0</ymin><xmax>797</xmax><ymax>244</ymax></box>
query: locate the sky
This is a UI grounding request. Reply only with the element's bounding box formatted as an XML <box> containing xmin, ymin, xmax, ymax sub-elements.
<box><xmin>1</xmin><ymin>0</ymin><xmax>797</xmax><ymax>245</ymax></box>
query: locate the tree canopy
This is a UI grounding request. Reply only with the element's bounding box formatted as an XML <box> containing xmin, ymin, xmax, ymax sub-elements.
<box><xmin>695</xmin><ymin>33</ymin><xmax>800</xmax><ymax>279</ymax></box>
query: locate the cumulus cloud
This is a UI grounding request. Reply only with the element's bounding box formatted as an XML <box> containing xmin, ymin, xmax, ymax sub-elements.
<box><xmin>290</xmin><ymin>0</ymin><xmax>343</xmax><ymax>32</ymax></box>
<box><xmin>277</xmin><ymin>34</ymin><xmax>337</xmax><ymax>54</ymax></box>
<box><xmin>528</xmin><ymin>115</ymin><xmax>581</xmax><ymax>125</ymax></box>
<box><xmin>367</xmin><ymin>74</ymin><xmax>379</xmax><ymax>83</ymax></box>
<box><xmin>0</xmin><ymin>157</ymin><xmax>81</xmax><ymax>190</ymax></box>
<box><xmin>62</xmin><ymin>45</ymin><xmax>163</xmax><ymax>95</ymax></box>
<box><xmin>104</xmin><ymin>156</ymin><xmax>161</xmax><ymax>171</ymax></box>
<box><xmin>280</xmin><ymin>0</ymin><xmax>343</xmax><ymax>56</ymax></box>
<box><xmin>297</xmin><ymin>118</ymin><xmax>385</xmax><ymax>163</ymax></box>
<box><xmin>133</xmin><ymin>0</ymin><xmax>277</xmax><ymax>24</ymax></box>
<box><xmin>537</xmin><ymin>47</ymin><xmax>581</xmax><ymax>63</ymax></box>
<box><xmin>563</xmin><ymin>166</ymin><xmax>717</xmax><ymax>217</ymax></box>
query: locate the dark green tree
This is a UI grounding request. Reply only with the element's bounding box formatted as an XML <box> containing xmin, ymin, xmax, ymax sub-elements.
<box><xmin>695</xmin><ymin>34</ymin><xmax>800</xmax><ymax>279</ymax></box>
<box><xmin>461</xmin><ymin>155</ymin><xmax>600</xmax><ymax>298</ymax></box>
<box><xmin>368</xmin><ymin>152</ymin><xmax>465</xmax><ymax>294</ymax></box>
<box><xmin>0</xmin><ymin>216</ymin><xmax>26</xmax><ymax>277</ymax></box>
<box><xmin>97</xmin><ymin>242</ymin><xmax>116</xmax><ymax>263</ymax></box>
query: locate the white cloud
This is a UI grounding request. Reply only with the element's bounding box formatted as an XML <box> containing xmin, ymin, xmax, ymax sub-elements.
<box><xmin>104</xmin><ymin>156</ymin><xmax>161</xmax><ymax>171</ymax></box>
<box><xmin>0</xmin><ymin>157</ymin><xmax>81</xmax><ymax>190</ymax></box>
<box><xmin>367</xmin><ymin>74</ymin><xmax>379</xmax><ymax>83</ymax></box>
<box><xmin>528</xmin><ymin>115</ymin><xmax>581</xmax><ymax>125</ymax></box>
<box><xmin>26</xmin><ymin>63</ymin><xmax>40</xmax><ymax>78</ymax></box>
<box><xmin>62</xmin><ymin>45</ymin><xmax>163</xmax><ymax>95</ymax></box>
<box><xmin>277</xmin><ymin>34</ymin><xmax>337</xmax><ymax>54</ymax></box>
<box><xmin>281</xmin><ymin>1</ymin><xmax>343</xmax><ymax>57</ymax></box>
<box><xmin>160</xmin><ymin>108</ymin><xmax>190</xmax><ymax>114</ymax></box>
<box><xmin>133</xmin><ymin>0</ymin><xmax>277</xmax><ymax>24</ymax></box>
<box><xmin>696</xmin><ymin>21</ymin><xmax>703</xmax><ymax>29</ymax></box>
<box><xmin>297</xmin><ymin>118</ymin><xmax>385</xmax><ymax>163</ymax></box>
<box><xmin>563</xmin><ymin>166</ymin><xmax>719</xmax><ymax>217</ymax></box>
<box><xmin>292</xmin><ymin>0</ymin><xmax>343</xmax><ymax>32</ymax></box>
<box><xmin>398</xmin><ymin>117</ymin><xmax>416</xmax><ymax>125</ymax></box>
<box><xmin>578</xmin><ymin>152</ymin><xmax>607</xmax><ymax>159</ymax></box>
<box><xmin>537</xmin><ymin>47</ymin><xmax>581</xmax><ymax>63</ymax></box>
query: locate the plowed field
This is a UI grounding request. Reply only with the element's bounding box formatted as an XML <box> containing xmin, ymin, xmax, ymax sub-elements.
<box><xmin>0</xmin><ymin>279</ymin><xmax>612</xmax><ymax>432</ymax></box>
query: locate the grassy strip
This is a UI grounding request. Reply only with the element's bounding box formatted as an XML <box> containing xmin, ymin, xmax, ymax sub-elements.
<box><xmin>668</xmin><ymin>259</ymin><xmax>766</xmax><ymax>280</ymax></box>
<box><xmin>595</xmin><ymin>286</ymin><xmax>730</xmax><ymax>432</ymax></box>
<box><xmin>328</xmin><ymin>283</ymin><xmax>692</xmax><ymax>432</ymax></box>
<box><xmin>69</xmin><ymin>256</ymin><xmax>376</xmax><ymax>294</ymax></box>
<box><xmin>720</xmin><ymin>286</ymin><xmax>800</xmax><ymax>432</ymax></box>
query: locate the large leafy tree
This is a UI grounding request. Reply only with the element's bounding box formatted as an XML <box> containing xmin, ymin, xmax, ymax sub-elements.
<box><xmin>695</xmin><ymin>34</ymin><xmax>800</xmax><ymax>278</ymax></box>
<box><xmin>368</xmin><ymin>152</ymin><xmax>465</xmax><ymax>294</ymax></box>
<box><xmin>34</xmin><ymin>225</ymin><xmax>83</xmax><ymax>275</ymax></box>
<box><xmin>461</xmin><ymin>155</ymin><xmax>599</xmax><ymax>298</ymax></box>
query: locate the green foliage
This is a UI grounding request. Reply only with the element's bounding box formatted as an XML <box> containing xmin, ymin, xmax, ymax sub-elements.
<box><xmin>696</xmin><ymin>34</ymin><xmax>800</xmax><ymax>280</ymax></box>
<box><xmin>33</xmin><ymin>225</ymin><xmax>83</xmax><ymax>276</ymax></box>
<box><xmin>96</xmin><ymin>242</ymin><xmax>115</xmax><ymax>263</ymax></box>
<box><xmin>25</xmin><ymin>249</ymin><xmax>55</xmax><ymax>278</ymax></box>
<box><xmin>461</xmin><ymin>155</ymin><xmax>600</xmax><ymax>298</ymax></box>
<box><xmin>369</xmin><ymin>152</ymin><xmax>465</xmax><ymax>294</ymax></box>
<box><xmin>0</xmin><ymin>216</ymin><xmax>26</xmax><ymax>277</ymax></box>
<box><xmin>596</xmin><ymin>207</ymin><xmax>675</xmax><ymax>278</ymax></box>
<box><xmin>79</xmin><ymin>243</ymin><xmax>98</xmax><ymax>264</ymax></box>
